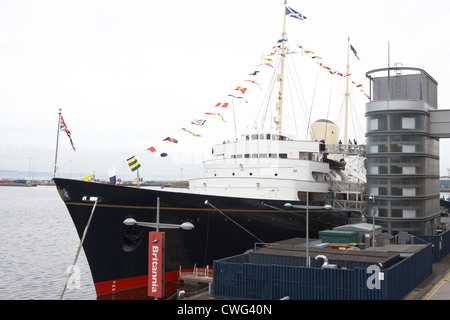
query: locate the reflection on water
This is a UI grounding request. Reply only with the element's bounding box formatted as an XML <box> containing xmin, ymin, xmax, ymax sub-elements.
<box><xmin>0</xmin><ymin>185</ymin><xmax>95</xmax><ymax>300</ymax></box>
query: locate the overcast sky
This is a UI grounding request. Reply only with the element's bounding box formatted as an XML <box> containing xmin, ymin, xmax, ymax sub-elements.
<box><xmin>1</xmin><ymin>0</ymin><xmax>450</xmax><ymax>180</ymax></box>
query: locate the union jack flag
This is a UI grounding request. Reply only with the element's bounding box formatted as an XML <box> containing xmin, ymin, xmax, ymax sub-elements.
<box><xmin>60</xmin><ymin>115</ymin><xmax>76</xmax><ymax>151</ymax></box>
<box><xmin>191</xmin><ymin>119</ymin><xmax>207</xmax><ymax>126</ymax></box>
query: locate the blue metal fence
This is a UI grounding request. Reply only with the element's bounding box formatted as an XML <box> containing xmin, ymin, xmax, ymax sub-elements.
<box><xmin>413</xmin><ymin>230</ymin><xmax>450</xmax><ymax>262</ymax></box>
<box><xmin>384</xmin><ymin>243</ymin><xmax>433</xmax><ymax>299</ymax></box>
<box><xmin>213</xmin><ymin>244</ymin><xmax>432</xmax><ymax>300</ymax></box>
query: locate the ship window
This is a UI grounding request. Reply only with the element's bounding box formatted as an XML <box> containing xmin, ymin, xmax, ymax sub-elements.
<box><xmin>245</xmin><ymin>135</ymin><xmax>250</xmax><ymax>140</ymax></box>
<box><xmin>232</xmin><ymin>173</ymin><xmax>235</xmax><ymax>176</ymax></box>
<box><xmin>259</xmin><ymin>154</ymin><xmax>267</xmax><ymax>158</ymax></box>
<box><xmin>244</xmin><ymin>154</ymin><xmax>250</xmax><ymax>158</ymax></box>
<box><xmin>236</xmin><ymin>154</ymin><xmax>243</xmax><ymax>158</ymax></box>
<box><xmin>274</xmin><ymin>173</ymin><xmax>278</xmax><ymax>176</ymax></box>
<box><xmin>251</xmin><ymin>134</ymin><xmax>258</xmax><ymax>140</ymax></box>
<box><xmin>251</xmin><ymin>154</ymin><xmax>258</xmax><ymax>158</ymax></box>
<box><xmin>249</xmin><ymin>172</ymin><xmax>253</xmax><ymax>176</ymax></box>
<box><xmin>269</xmin><ymin>153</ymin><xmax>277</xmax><ymax>158</ymax></box>
<box><xmin>279</xmin><ymin>153</ymin><xmax>287</xmax><ymax>159</ymax></box>
<box><xmin>259</xmin><ymin>134</ymin><xmax>265</xmax><ymax>140</ymax></box>
<box><xmin>299</xmin><ymin>152</ymin><xmax>313</xmax><ymax>160</ymax></box>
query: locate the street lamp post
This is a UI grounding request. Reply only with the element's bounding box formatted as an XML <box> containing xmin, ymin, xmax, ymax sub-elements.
<box><xmin>369</xmin><ymin>193</ymin><xmax>376</xmax><ymax>250</ymax></box>
<box><xmin>123</xmin><ymin>197</ymin><xmax>194</xmax><ymax>300</ymax></box>
<box><xmin>284</xmin><ymin>193</ymin><xmax>333</xmax><ymax>268</ymax></box>
<box><xmin>306</xmin><ymin>191</ymin><xmax>309</xmax><ymax>267</ymax></box>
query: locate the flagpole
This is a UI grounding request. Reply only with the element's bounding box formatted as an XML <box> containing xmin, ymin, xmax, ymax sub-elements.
<box><xmin>53</xmin><ymin>108</ymin><xmax>62</xmax><ymax>178</ymax></box>
<box><xmin>344</xmin><ymin>37</ymin><xmax>350</xmax><ymax>145</ymax></box>
<box><xmin>137</xmin><ymin>168</ymin><xmax>141</xmax><ymax>188</ymax></box>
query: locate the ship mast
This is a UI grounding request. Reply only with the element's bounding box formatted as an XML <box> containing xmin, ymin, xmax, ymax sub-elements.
<box><xmin>274</xmin><ymin>0</ymin><xmax>288</xmax><ymax>135</ymax></box>
<box><xmin>344</xmin><ymin>36</ymin><xmax>350</xmax><ymax>144</ymax></box>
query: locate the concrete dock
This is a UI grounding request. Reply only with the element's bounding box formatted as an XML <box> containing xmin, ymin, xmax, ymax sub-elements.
<box><xmin>405</xmin><ymin>252</ymin><xmax>450</xmax><ymax>300</ymax></box>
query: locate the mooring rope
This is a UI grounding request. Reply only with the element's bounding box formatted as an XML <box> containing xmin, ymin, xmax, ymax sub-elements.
<box><xmin>60</xmin><ymin>199</ymin><xmax>98</xmax><ymax>300</ymax></box>
<box><xmin>205</xmin><ymin>200</ymin><xmax>265</xmax><ymax>244</ymax></box>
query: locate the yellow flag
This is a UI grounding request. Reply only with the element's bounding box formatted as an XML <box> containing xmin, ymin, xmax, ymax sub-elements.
<box><xmin>84</xmin><ymin>173</ymin><xmax>95</xmax><ymax>181</ymax></box>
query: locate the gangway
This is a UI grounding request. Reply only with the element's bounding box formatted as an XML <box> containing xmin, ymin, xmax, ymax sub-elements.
<box><xmin>178</xmin><ymin>265</ymin><xmax>213</xmax><ymax>284</ymax></box>
<box><xmin>323</xmin><ymin>143</ymin><xmax>366</xmax><ymax>157</ymax></box>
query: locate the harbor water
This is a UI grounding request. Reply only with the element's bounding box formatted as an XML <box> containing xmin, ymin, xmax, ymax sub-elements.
<box><xmin>1</xmin><ymin>184</ymin><xmax>449</xmax><ymax>300</ymax></box>
<box><xmin>0</xmin><ymin>185</ymin><xmax>95</xmax><ymax>300</ymax></box>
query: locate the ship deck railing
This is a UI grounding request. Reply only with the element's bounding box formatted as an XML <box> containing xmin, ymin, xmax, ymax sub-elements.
<box><xmin>325</xmin><ymin>199</ymin><xmax>367</xmax><ymax>215</ymax></box>
<box><xmin>179</xmin><ymin>266</ymin><xmax>213</xmax><ymax>283</ymax></box>
<box><xmin>323</xmin><ymin>143</ymin><xmax>366</xmax><ymax>157</ymax></box>
<box><xmin>328</xmin><ymin>180</ymin><xmax>366</xmax><ymax>193</ymax></box>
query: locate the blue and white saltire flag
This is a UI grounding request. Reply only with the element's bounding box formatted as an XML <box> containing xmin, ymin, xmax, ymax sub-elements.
<box><xmin>350</xmin><ymin>44</ymin><xmax>360</xmax><ymax>60</ymax></box>
<box><xmin>286</xmin><ymin>6</ymin><xmax>307</xmax><ymax>20</ymax></box>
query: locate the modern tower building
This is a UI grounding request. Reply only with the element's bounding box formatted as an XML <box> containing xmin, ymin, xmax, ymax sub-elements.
<box><xmin>365</xmin><ymin>67</ymin><xmax>448</xmax><ymax>236</ymax></box>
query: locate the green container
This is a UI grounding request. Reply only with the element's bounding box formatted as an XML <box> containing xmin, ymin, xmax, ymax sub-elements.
<box><xmin>318</xmin><ymin>230</ymin><xmax>359</xmax><ymax>244</ymax></box>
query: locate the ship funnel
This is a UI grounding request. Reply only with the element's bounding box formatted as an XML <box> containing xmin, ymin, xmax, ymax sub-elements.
<box><xmin>310</xmin><ymin>119</ymin><xmax>339</xmax><ymax>144</ymax></box>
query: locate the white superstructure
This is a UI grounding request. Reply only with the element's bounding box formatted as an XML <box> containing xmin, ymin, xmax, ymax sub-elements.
<box><xmin>189</xmin><ymin>133</ymin><xmax>329</xmax><ymax>200</ymax></box>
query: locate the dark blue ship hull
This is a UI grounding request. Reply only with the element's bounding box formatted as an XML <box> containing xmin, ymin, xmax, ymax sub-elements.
<box><xmin>53</xmin><ymin>178</ymin><xmax>360</xmax><ymax>298</ymax></box>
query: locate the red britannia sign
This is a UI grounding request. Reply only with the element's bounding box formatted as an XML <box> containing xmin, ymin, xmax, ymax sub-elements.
<box><xmin>148</xmin><ymin>232</ymin><xmax>164</xmax><ymax>298</ymax></box>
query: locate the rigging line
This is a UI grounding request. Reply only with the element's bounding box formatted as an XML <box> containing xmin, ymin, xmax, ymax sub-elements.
<box><xmin>252</xmin><ymin>56</ymin><xmax>279</xmax><ymax>132</ymax></box>
<box><xmin>259</xmin><ymin>55</ymin><xmax>281</xmax><ymax>132</ymax></box>
<box><xmin>203</xmin><ymin>210</ymin><xmax>210</xmax><ymax>267</ymax></box>
<box><xmin>344</xmin><ymin>85</ymin><xmax>360</xmax><ymax>142</ymax></box>
<box><xmin>285</xmin><ymin>63</ymin><xmax>299</xmax><ymax>138</ymax></box>
<box><xmin>287</xmin><ymin>51</ymin><xmax>311</xmax><ymax>125</ymax></box>
<box><xmin>230</xmin><ymin>83</ymin><xmax>238</xmax><ymax>141</ymax></box>
<box><xmin>336</xmin><ymin>94</ymin><xmax>346</xmax><ymax>137</ymax></box>
<box><xmin>348</xmin><ymin>90</ymin><xmax>366</xmax><ymax>143</ymax></box>
<box><xmin>205</xmin><ymin>200</ymin><xmax>265</xmax><ymax>244</ymax></box>
<box><xmin>285</xmin><ymin>55</ymin><xmax>310</xmax><ymax>136</ymax></box>
<box><xmin>346</xmin><ymin>92</ymin><xmax>357</xmax><ymax>141</ymax></box>
<box><xmin>260</xmin><ymin>202</ymin><xmax>342</xmax><ymax>228</ymax></box>
<box><xmin>349</xmin><ymin>94</ymin><xmax>365</xmax><ymax>144</ymax></box>
<box><xmin>324</xmin><ymin>83</ymin><xmax>333</xmax><ymax>142</ymax></box>
<box><xmin>60</xmin><ymin>199</ymin><xmax>98</xmax><ymax>300</ymax></box>
<box><xmin>256</xmin><ymin>76</ymin><xmax>275</xmax><ymax>132</ymax></box>
<box><xmin>306</xmin><ymin>72</ymin><xmax>319</xmax><ymax>140</ymax></box>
